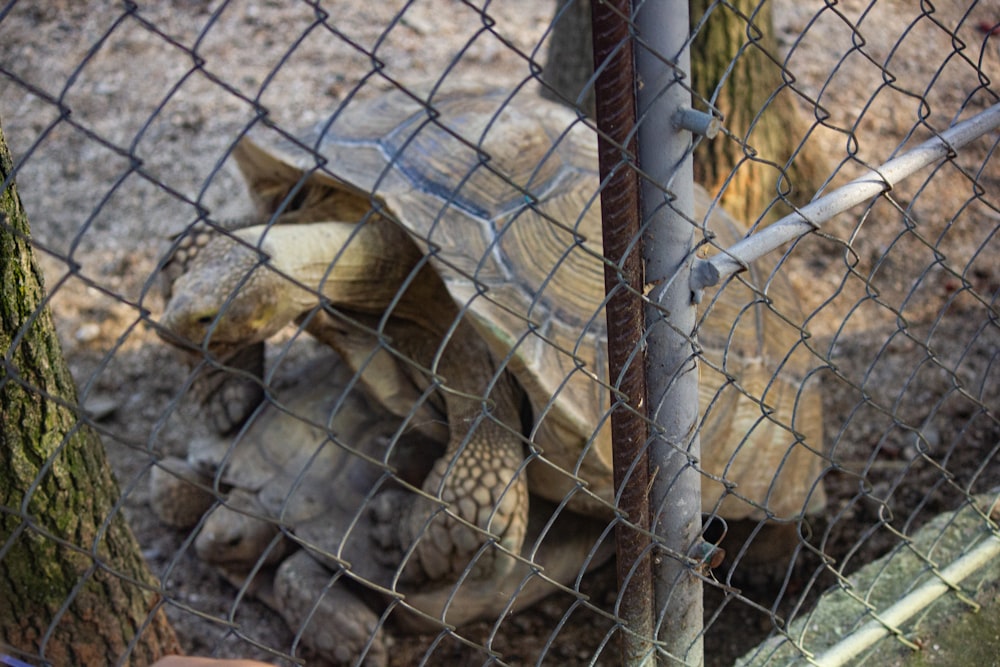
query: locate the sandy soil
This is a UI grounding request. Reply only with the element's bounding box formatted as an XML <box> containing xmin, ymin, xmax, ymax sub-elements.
<box><xmin>1</xmin><ymin>1</ymin><xmax>999</xmax><ymax>665</ymax></box>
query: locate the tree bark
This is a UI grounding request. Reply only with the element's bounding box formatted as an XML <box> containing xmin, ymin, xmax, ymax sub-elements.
<box><xmin>0</xmin><ymin>119</ymin><xmax>179</xmax><ymax>665</ymax></box>
<box><xmin>542</xmin><ymin>0</ymin><xmax>826</xmax><ymax>222</ymax></box>
<box><xmin>688</xmin><ymin>0</ymin><xmax>824</xmax><ymax>222</ymax></box>
<box><xmin>541</xmin><ymin>0</ymin><xmax>596</xmax><ymax>117</ymax></box>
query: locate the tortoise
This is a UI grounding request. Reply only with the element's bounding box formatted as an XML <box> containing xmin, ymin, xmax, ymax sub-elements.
<box><xmin>151</xmin><ymin>349</ymin><xmax>611</xmax><ymax>665</ymax></box>
<box><xmin>157</xmin><ymin>83</ymin><xmax>826</xmax><ymax>657</ymax></box>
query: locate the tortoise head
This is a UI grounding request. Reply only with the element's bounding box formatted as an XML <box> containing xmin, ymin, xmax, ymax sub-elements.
<box><xmin>158</xmin><ymin>230</ymin><xmax>306</xmax><ymax>353</ymax></box>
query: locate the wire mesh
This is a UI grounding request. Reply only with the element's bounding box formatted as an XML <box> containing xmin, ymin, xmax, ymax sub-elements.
<box><xmin>1</xmin><ymin>1</ymin><xmax>998</xmax><ymax>666</ymax></box>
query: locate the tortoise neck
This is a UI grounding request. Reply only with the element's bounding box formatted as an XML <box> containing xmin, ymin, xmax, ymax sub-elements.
<box><xmin>241</xmin><ymin>218</ymin><xmax>459</xmax><ymax>334</ymax></box>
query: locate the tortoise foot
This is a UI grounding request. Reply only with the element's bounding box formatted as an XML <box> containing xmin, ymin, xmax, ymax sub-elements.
<box><xmin>369</xmin><ymin>489</ymin><xmax>427</xmax><ymax>584</ymax></box>
<box><xmin>275</xmin><ymin>550</ymin><xmax>388</xmax><ymax>667</ymax></box>
<box><xmin>148</xmin><ymin>456</ymin><xmax>215</xmax><ymax>529</ymax></box>
<box><xmin>195</xmin><ymin>488</ymin><xmax>288</xmax><ymax>567</ymax></box>
<box><xmin>371</xmin><ymin>452</ymin><xmax>529</xmax><ymax>584</ymax></box>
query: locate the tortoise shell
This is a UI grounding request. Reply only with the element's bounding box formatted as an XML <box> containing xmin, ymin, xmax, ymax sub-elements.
<box><xmin>231</xmin><ymin>84</ymin><xmax>825</xmax><ymax>521</ymax></box>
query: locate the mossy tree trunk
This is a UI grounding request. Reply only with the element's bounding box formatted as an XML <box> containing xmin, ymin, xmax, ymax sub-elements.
<box><xmin>542</xmin><ymin>0</ymin><xmax>825</xmax><ymax>223</ymax></box>
<box><xmin>0</xmin><ymin>119</ymin><xmax>179</xmax><ymax>664</ymax></box>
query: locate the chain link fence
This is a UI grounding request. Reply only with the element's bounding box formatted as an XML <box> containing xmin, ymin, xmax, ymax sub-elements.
<box><xmin>1</xmin><ymin>1</ymin><xmax>999</xmax><ymax>665</ymax></box>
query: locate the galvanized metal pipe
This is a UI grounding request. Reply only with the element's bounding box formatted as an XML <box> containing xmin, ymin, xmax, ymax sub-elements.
<box><xmin>590</xmin><ymin>0</ymin><xmax>655</xmax><ymax>664</ymax></box>
<box><xmin>633</xmin><ymin>0</ymin><xmax>703</xmax><ymax>663</ymax></box>
<box><xmin>690</xmin><ymin>102</ymin><xmax>1000</xmax><ymax>290</ymax></box>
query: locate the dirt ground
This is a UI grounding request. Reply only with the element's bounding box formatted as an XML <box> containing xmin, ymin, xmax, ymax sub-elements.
<box><xmin>1</xmin><ymin>1</ymin><xmax>999</xmax><ymax>665</ymax></box>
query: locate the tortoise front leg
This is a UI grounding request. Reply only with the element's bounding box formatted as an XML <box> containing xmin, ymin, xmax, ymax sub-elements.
<box><xmin>368</xmin><ymin>320</ymin><xmax>531</xmax><ymax>586</ymax></box>
<box><xmin>372</xmin><ymin>422</ymin><xmax>529</xmax><ymax>585</ymax></box>
<box><xmin>190</xmin><ymin>342</ymin><xmax>266</xmax><ymax>434</ymax></box>
<box><xmin>407</xmin><ymin>411</ymin><xmax>529</xmax><ymax>582</ymax></box>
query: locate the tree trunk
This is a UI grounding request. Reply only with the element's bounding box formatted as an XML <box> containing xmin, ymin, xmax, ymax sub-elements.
<box><xmin>541</xmin><ymin>0</ymin><xmax>826</xmax><ymax>222</ymax></box>
<box><xmin>689</xmin><ymin>0</ymin><xmax>824</xmax><ymax>222</ymax></box>
<box><xmin>541</xmin><ymin>0</ymin><xmax>596</xmax><ymax>117</ymax></box>
<box><xmin>0</xmin><ymin>119</ymin><xmax>179</xmax><ymax>665</ymax></box>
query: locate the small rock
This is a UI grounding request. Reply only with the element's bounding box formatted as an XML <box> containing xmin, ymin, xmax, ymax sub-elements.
<box><xmin>82</xmin><ymin>393</ymin><xmax>118</xmax><ymax>421</ymax></box>
<box><xmin>75</xmin><ymin>322</ymin><xmax>101</xmax><ymax>343</ymax></box>
<box><xmin>400</xmin><ymin>11</ymin><xmax>434</xmax><ymax>35</ymax></box>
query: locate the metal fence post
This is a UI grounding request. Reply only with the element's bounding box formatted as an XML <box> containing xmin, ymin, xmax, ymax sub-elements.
<box><xmin>591</xmin><ymin>0</ymin><xmax>654</xmax><ymax>664</ymax></box>
<box><xmin>634</xmin><ymin>0</ymin><xmax>703</xmax><ymax>664</ymax></box>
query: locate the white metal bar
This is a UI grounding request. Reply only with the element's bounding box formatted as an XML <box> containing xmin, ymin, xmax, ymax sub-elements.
<box><xmin>813</xmin><ymin>533</ymin><xmax>1000</xmax><ymax>667</ymax></box>
<box><xmin>690</xmin><ymin>103</ymin><xmax>1000</xmax><ymax>291</ymax></box>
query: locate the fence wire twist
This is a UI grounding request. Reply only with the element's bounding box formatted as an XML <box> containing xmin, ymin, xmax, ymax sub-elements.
<box><xmin>1</xmin><ymin>1</ymin><xmax>998</xmax><ymax>666</ymax></box>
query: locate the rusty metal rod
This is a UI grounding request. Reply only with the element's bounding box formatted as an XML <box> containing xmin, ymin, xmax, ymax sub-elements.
<box><xmin>591</xmin><ymin>0</ymin><xmax>655</xmax><ymax>664</ymax></box>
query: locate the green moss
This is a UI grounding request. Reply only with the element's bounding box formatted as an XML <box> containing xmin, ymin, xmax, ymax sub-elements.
<box><xmin>0</xmin><ymin>115</ymin><xmax>179</xmax><ymax>657</ymax></box>
<box><xmin>904</xmin><ymin>588</ymin><xmax>1000</xmax><ymax>666</ymax></box>
<box><xmin>739</xmin><ymin>498</ymin><xmax>1000</xmax><ymax>666</ymax></box>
